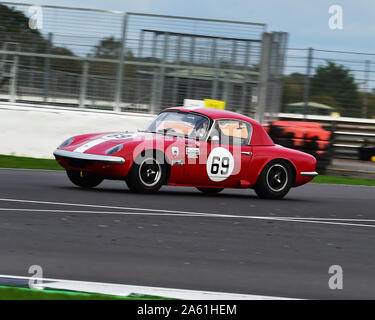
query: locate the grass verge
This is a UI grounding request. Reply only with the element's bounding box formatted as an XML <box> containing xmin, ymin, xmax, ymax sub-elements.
<box><xmin>312</xmin><ymin>174</ymin><xmax>375</xmax><ymax>186</ymax></box>
<box><xmin>0</xmin><ymin>154</ymin><xmax>63</xmax><ymax>170</ymax></box>
<box><xmin>1</xmin><ymin>154</ymin><xmax>374</xmax><ymax>186</ymax></box>
<box><xmin>0</xmin><ymin>285</ymin><xmax>168</xmax><ymax>300</ymax></box>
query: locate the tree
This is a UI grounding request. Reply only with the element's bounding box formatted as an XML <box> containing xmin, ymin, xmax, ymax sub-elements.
<box><xmin>281</xmin><ymin>72</ymin><xmax>305</xmax><ymax>110</ymax></box>
<box><xmin>310</xmin><ymin>62</ymin><xmax>360</xmax><ymax>117</ymax></box>
<box><xmin>92</xmin><ymin>36</ymin><xmax>122</xmax><ymax>59</ymax></box>
<box><xmin>309</xmin><ymin>94</ymin><xmax>342</xmax><ymax>113</ymax></box>
<box><xmin>364</xmin><ymin>91</ymin><xmax>375</xmax><ymax>119</ymax></box>
<box><xmin>89</xmin><ymin>36</ymin><xmax>135</xmax><ymax>78</ymax></box>
<box><xmin>0</xmin><ymin>4</ymin><xmax>49</xmax><ymax>84</ymax></box>
<box><xmin>0</xmin><ymin>4</ymin><xmax>48</xmax><ymax>52</ymax></box>
<box><xmin>0</xmin><ymin>4</ymin><xmax>79</xmax><ymax>78</ymax></box>
<box><xmin>50</xmin><ymin>47</ymin><xmax>81</xmax><ymax>74</ymax></box>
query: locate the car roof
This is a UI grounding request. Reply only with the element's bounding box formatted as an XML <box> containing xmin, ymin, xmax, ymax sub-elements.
<box><xmin>165</xmin><ymin>106</ymin><xmax>255</xmax><ymax>123</ymax></box>
<box><xmin>163</xmin><ymin>106</ymin><xmax>274</xmax><ymax>146</ymax></box>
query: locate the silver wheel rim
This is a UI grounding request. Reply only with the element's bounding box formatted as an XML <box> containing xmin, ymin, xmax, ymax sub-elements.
<box><xmin>266</xmin><ymin>164</ymin><xmax>288</xmax><ymax>192</ymax></box>
<box><xmin>139</xmin><ymin>158</ymin><xmax>162</xmax><ymax>187</ymax></box>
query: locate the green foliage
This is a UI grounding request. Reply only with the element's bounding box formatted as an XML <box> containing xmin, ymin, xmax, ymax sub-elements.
<box><xmin>311</xmin><ymin>62</ymin><xmax>360</xmax><ymax>117</ymax></box>
<box><xmin>282</xmin><ymin>63</ymin><xmax>362</xmax><ymax>117</ymax></box>
<box><xmin>313</xmin><ymin>175</ymin><xmax>375</xmax><ymax>186</ymax></box>
<box><xmin>0</xmin><ymin>4</ymin><xmax>47</xmax><ymax>51</ymax></box>
<box><xmin>89</xmin><ymin>36</ymin><xmax>136</xmax><ymax>78</ymax></box>
<box><xmin>282</xmin><ymin>72</ymin><xmax>305</xmax><ymax>108</ymax></box>
<box><xmin>0</xmin><ymin>286</ymin><xmax>169</xmax><ymax>300</ymax></box>
<box><xmin>309</xmin><ymin>94</ymin><xmax>342</xmax><ymax>113</ymax></box>
<box><xmin>0</xmin><ymin>154</ymin><xmax>63</xmax><ymax>170</ymax></box>
<box><xmin>0</xmin><ymin>4</ymin><xmax>78</xmax><ymax>75</ymax></box>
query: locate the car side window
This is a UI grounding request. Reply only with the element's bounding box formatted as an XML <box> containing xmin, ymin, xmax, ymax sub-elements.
<box><xmin>211</xmin><ymin>120</ymin><xmax>252</xmax><ymax>146</ymax></box>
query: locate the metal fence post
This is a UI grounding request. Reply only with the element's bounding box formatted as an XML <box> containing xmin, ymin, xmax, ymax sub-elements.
<box><xmin>135</xmin><ymin>30</ymin><xmax>145</xmax><ymax>107</ymax></box>
<box><xmin>303</xmin><ymin>47</ymin><xmax>313</xmax><ymax>118</ymax></box>
<box><xmin>187</xmin><ymin>37</ymin><xmax>195</xmax><ymax>98</ymax></box>
<box><xmin>150</xmin><ymin>33</ymin><xmax>159</xmax><ymax>114</ymax></box>
<box><xmin>275</xmin><ymin>32</ymin><xmax>288</xmax><ymax>117</ymax></box>
<box><xmin>362</xmin><ymin>60</ymin><xmax>370</xmax><ymax>119</ymax></box>
<box><xmin>211</xmin><ymin>38</ymin><xmax>218</xmax><ymax>100</ymax></box>
<box><xmin>114</xmin><ymin>12</ymin><xmax>128</xmax><ymax>112</ymax></box>
<box><xmin>172</xmin><ymin>35</ymin><xmax>182</xmax><ymax>106</ymax></box>
<box><xmin>256</xmin><ymin>33</ymin><xmax>272</xmax><ymax>124</ymax></box>
<box><xmin>9</xmin><ymin>55</ymin><xmax>19</xmax><ymax>103</ymax></box>
<box><xmin>43</xmin><ymin>32</ymin><xmax>53</xmax><ymax>103</ymax></box>
<box><xmin>137</xmin><ymin>30</ymin><xmax>144</xmax><ymax>57</ymax></box>
<box><xmin>79</xmin><ymin>61</ymin><xmax>89</xmax><ymax>108</ymax></box>
<box><xmin>240</xmin><ymin>41</ymin><xmax>251</xmax><ymax>113</ymax></box>
<box><xmin>269</xmin><ymin>32</ymin><xmax>288</xmax><ymax>120</ymax></box>
<box><xmin>156</xmin><ymin>32</ymin><xmax>168</xmax><ymax>110</ymax></box>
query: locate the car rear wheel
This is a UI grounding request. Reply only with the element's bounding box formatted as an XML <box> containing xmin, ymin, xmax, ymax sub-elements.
<box><xmin>196</xmin><ymin>187</ymin><xmax>224</xmax><ymax>194</ymax></box>
<box><xmin>66</xmin><ymin>170</ymin><xmax>103</xmax><ymax>188</ymax></box>
<box><xmin>125</xmin><ymin>152</ymin><xmax>167</xmax><ymax>193</ymax></box>
<box><xmin>254</xmin><ymin>160</ymin><xmax>293</xmax><ymax>199</ymax></box>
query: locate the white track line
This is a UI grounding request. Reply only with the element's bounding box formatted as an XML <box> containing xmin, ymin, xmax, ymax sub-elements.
<box><xmin>0</xmin><ymin>208</ymin><xmax>202</xmax><ymax>218</ymax></box>
<box><xmin>1</xmin><ymin>206</ymin><xmax>375</xmax><ymax>228</ymax></box>
<box><xmin>0</xmin><ymin>197</ymin><xmax>215</xmax><ymax>216</ymax></box>
<box><xmin>0</xmin><ymin>274</ymin><xmax>294</xmax><ymax>300</ymax></box>
<box><xmin>1</xmin><ymin>197</ymin><xmax>373</xmax><ymax>221</ymax></box>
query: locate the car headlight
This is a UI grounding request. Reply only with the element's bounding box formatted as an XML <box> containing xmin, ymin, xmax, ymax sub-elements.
<box><xmin>105</xmin><ymin>144</ymin><xmax>123</xmax><ymax>155</ymax></box>
<box><xmin>59</xmin><ymin>138</ymin><xmax>75</xmax><ymax>148</ymax></box>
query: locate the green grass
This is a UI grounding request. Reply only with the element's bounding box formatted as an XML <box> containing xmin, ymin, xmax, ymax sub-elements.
<box><xmin>0</xmin><ymin>154</ymin><xmax>63</xmax><ymax>170</ymax></box>
<box><xmin>1</xmin><ymin>154</ymin><xmax>374</xmax><ymax>186</ymax></box>
<box><xmin>312</xmin><ymin>174</ymin><xmax>375</xmax><ymax>186</ymax></box>
<box><xmin>0</xmin><ymin>285</ymin><xmax>168</xmax><ymax>300</ymax></box>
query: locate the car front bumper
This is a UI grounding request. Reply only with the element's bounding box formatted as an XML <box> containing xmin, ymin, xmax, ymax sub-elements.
<box><xmin>53</xmin><ymin>149</ymin><xmax>125</xmax><ymax>164</ymax></box>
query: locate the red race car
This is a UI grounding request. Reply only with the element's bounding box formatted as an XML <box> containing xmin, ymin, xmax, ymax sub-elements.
<box><xmin>53</xmin><ymin>107</ymin><xmax>318</xmax><ymax>199</ymax></box>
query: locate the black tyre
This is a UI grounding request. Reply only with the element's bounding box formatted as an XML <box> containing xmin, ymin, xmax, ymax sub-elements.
<box><xmin>254</xmin><ymin>160</ymin><xmax>293</xmax><ymax>199</ymax></box>
<box><xmin>125</xmin><ymin>151</ymin><xmax>167</xmax><ymax>193</ymax></box>
<box><xmin>66</xmin><ymin>170</ymin><xmax>103</xmax><ymax>188</ymax></box>
<box><xmin>196</xmin><ymin>187</ymin><xmax>224</xmax><ymax>194</ymax></box>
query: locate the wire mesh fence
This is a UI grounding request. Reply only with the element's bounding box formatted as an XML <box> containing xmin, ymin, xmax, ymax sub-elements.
<box><xmin>0</xmin><ymin>2</ymin><xmax>289</xmax><ymax>118</ymax></box>
<box><xmin>283</xmin><ymin>48</ymin><xmax>375</xmax><ymax>119</ymax></box>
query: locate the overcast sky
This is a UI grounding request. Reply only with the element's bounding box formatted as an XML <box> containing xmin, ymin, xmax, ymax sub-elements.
<box><xmin>5</xmin><ymin>0</ymin><xmax>375</xmax><ymax>53</ymax></box>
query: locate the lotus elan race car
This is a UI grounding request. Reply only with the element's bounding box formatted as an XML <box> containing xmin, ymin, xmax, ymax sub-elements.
<box><xmin>53</xmin><ymin>107</ymin><xmax>318</xmax><ymax>199</ymax></box>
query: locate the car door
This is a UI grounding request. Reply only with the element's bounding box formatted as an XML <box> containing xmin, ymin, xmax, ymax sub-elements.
<box><xmin>183</xmin><ymin>119</ymin><xmax>253</xmax><ymax>187</ymax></box>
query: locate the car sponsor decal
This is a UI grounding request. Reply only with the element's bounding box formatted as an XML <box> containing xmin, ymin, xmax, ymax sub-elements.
<box><xmin>73</xmin><ymin>133</ymin><xmax>134</xmax><ymax>153</ymax></box>
<box><xmin>186</xmin><ymin>147</ymin><xmax>200</xmax><ymax>159</ymax></box>
<box><xmin>171</xmin><ymin>159</ymin><xmax>184</xmax><ymax>166</ymax></box>
<box><xmin>172</xmin><ymin>147</ymin><xmax>179</xmax><ymax>157</ymax></box>
<box><xmin>206</xmin><ymin>147</ymin><xmax>234</xmax><ymax>182</ymax></box>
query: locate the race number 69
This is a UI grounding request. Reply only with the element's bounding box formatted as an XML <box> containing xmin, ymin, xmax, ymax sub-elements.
<box><xmin>207</xmin><ymin>148</ymin><xmax>234</xmax><ymax>182</ymax></box>
<box><xmin>210</xmin><ymin>156</ymin><xmax>230</xmax><ymax>175</ymax></box>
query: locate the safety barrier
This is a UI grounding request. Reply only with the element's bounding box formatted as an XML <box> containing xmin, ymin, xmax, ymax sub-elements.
<box><xmin>278</xmin><ymin>113</ymin><xmax>375</xmax><ymax>161</ymax></box>
<box><xmin>265</xmin><ymin>120</ymin><xmax>333</xmax><ymax>171</ymax></box>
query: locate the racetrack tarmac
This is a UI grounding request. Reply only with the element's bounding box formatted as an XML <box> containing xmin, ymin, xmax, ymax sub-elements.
<box><xmin>0</xmin><ymin>168</ymin><xmax>374</xmax><ymax>299</ymax></box>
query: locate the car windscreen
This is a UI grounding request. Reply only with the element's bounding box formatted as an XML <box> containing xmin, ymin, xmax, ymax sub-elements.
<box><xmin>147</xmin><ymin>111</ymin><xmax>210</xmax><ymax>140</ymax></box>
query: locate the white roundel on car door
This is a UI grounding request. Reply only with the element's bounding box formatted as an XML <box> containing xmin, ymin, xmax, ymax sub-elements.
<box><xmin>206</xmin><ymin>147</ymin><xmax>234</xmax><ymax>182</ymax></box>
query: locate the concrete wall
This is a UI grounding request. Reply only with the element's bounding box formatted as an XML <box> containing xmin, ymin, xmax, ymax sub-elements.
<box><xmin>0</xmin><ymin>103</ymin><xmax>155</xmax><ymax>159</ymax></box>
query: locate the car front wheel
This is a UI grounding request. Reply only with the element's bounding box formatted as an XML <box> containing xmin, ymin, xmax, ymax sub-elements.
<box><xmin>254</xmin><ymin>160</ymin><xmax>293</xmax><ymax>199</ymax></box>
<box><xmin>125</xmin><ymin>153</ymin><xmax>167</xmax><ymax>193</ymax></box>
<box><xmin>66</xmin><ymin>170</ymin><xmax>103</xmax><ymax>188</ymax></box>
